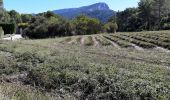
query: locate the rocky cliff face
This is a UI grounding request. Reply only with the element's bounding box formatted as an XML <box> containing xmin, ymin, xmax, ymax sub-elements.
<box><xmin>81</xmin><ymin>2</ymin><xmax>110</xmax><ymax>11</ymax></box>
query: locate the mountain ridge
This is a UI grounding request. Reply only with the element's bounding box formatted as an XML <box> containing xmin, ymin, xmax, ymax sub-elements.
<box><xmin>53</xmin><ymin>3</ymin><xmax>115</xmax><ymax>23</ymax></box>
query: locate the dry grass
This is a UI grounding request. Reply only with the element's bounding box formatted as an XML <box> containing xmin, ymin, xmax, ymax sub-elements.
<box><xmin>0</xmin><ymin>31</ymin><xmax>170</xmax><ymax>99</ymax></box>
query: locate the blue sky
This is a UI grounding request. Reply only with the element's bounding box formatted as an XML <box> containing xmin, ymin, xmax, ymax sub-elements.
<box><xmin>4</xmin><ymin>0</ymin><xmax>140</xmax><ymax>13</ymax></box>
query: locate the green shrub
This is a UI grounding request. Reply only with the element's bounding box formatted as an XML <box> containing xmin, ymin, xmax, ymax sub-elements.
<box><xmin>84</xmin><ymin>36</ymin><xmax>94</xmax><ymax>46</ymax></box>
<box><xmin>0</xmin><ymin>23</ymin><xmax>16</xmax><ymax>34</ymax></box>
<box><xmin>104</xmin><ymin>22</ymin><xmax>118</xmax><ymax>33</ymax></box>
<box><xmin>162</xmin><ymin>23</ymin><xmax>170</xmax><ymax>30</ymax></box>
<box><xmin>73</xmin><ymin>15</ymin><xmax>101</xmax><ymax>35</ymax></box>
<box><xmin>18</xmin><ymin>23</ymin><xmax>29</xmax><ymax>29</ymax></box>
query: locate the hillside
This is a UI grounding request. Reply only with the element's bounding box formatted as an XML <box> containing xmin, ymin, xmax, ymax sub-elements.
<box><xmin>0</xmin><ymin>31</ymin><xmax>170</xmax><ymax>99</ymax></box>
<box><xmin>53</xmin><ymin>2</ymin><xmax>115</xmax><ymax>23</ymax></box>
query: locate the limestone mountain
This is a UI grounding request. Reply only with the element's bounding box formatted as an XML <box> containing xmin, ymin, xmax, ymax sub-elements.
<box><xmin>53</xmin><ymin>2</ymin><xmax>115</xmax><ymax>23</ymax></box>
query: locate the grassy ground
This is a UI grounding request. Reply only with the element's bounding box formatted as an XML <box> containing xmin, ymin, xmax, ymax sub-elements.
<box><xmin>0</xmin><ymin>31</ymin><xmax>170</xmax><ymax>100</ymax></box>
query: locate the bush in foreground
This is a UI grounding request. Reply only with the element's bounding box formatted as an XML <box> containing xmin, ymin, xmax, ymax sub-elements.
<box><xmin>0</xmin><ymin>49</ymin><xmax>169</xmax><ymax>99</ymax></box>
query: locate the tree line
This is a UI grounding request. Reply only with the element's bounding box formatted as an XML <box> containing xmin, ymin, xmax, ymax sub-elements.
<box><xmin>0</xmin><ymin>9</ymin><xmax>117</xmax><ymax>39</ymax></box>
<box><xmin>117</xmin><ymin>0</ymin><xmax>170</xmax><ymax>31</ymax></box>
<box><xmin>0</xmin><ymin>0</ymin><xmax>170</xmax><ymax>39</ymax></box>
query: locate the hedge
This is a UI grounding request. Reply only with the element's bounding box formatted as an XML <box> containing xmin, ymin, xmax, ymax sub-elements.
<box><xmin>0</xmin><ymin>23</ymin><xmax>16</xmax><ymax>34</ymax></box>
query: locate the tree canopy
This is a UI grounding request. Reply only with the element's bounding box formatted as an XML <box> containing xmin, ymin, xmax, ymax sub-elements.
<box><xmin>116</xmin><ymin>0</ymin><xmax>170</xmax><ymax>31</ymax></box>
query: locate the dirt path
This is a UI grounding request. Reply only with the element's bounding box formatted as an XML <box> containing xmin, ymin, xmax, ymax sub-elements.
<box><xmin>107</xmin><ymin>39</ymin><xmax>119</xmax><ymax>48</ymax></box>
<box><xmin>80</xmin><ymin>37</ymin><xmax>85</xmax><ymax>45</ymax></box>
<box><xmin>131</xmin><ymin>44</ymin><xmax>144</xmax><ymax>51</ymax></box>
<box><xmin>111</xmin><ymin>41</ymin><xmax>119</xmax><ymax>48</ymax></box>
<box><xmin>99</xmin><ymin>36</ymin><xmax>120</xmax><ymax>48</ymax></box>
<box><xmin>2</xmin><ymin>34</ymin><xmax>22</xmax><ymax>41</ymax></box>
<box><xmin>68</xmin><ymin>39</ymin><xmax>76</xmax><ymax>44</ymax></box>
<box><xmin>92</xmin><ymin>36</ymin><xmax>99</xmax><ymax>46</ymax></box>
<box><xmin>155</xmin><ymin>47</ymin><xmax>170</xmax><ymax>53</ymax></box>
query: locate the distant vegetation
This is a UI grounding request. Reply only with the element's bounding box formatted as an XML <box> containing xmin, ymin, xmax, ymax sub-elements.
<box><xmin>117</xmin><ymin>0</ymin><xmax>170</xmax><ymax>31</ymax></box>
<box><xmin>0</xmin><ymin>0</ymin><xmax>170</xmax><ymax>39</ymax></box>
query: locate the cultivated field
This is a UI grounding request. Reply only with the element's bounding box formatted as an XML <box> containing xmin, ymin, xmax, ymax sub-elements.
<box><xmin>0</xmin><ymin>31</ymin><xmax>170</xmax><ymax>100</ymax></box>
<box><xmin>61</xmin><ymin>31</ymin><xmax>170</xmax><ymax>51</ymax></box>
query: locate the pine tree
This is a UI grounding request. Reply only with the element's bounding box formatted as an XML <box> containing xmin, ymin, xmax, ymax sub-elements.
<box><xmin>138</xmin><ymin>0</ymin><xmax>153</xmax><ymax>30</ymax></box>
<box><xmin>152</xmin><ymin>0</ymin><xmax>170</xmax><ymax>29</ymax></box>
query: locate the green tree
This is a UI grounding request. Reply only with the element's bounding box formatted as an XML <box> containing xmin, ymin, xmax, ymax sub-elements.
<box><xmin>73</xmin><ymin>15</ymin><xmax>101</xmax><ymax>35</ymax></box>
<box><xmin>8</xmin><ymin>10</ymin><xmax>22</xmax><ymax>24</ymax></box>
<box><xmin>105</xmin><ymin>15</ymin><xmax>118</xmax><ymax>33</ymax></box>
<box><xmin>21</xmin><ymin>14</ymin><xmax>33</xmax><ymax>23</ymax></box>
<box><xmin>138</xmin><ymin>0</ymin><xmax>153</xmax><ymax>30</ymax></box>
<box><xmin>87</xmin><ymin>18</ymin><xmax>101</xmax><ymax>35</ymax></box>
<box><xmin>47</xmin><ymin>16</ymin><xmax>70</xmax><ymax>37</ymax></box>
<box><xmin>108</xmin><ymin>15</ymin><xmax>117</xmax><ymax>23</ymax></box>
<box><xmin>104</xmin><ymin>22</ymin><xmax>118</xmax><ymax>33</ymax></box>
<box><xmin>24</xmin><ymin>16</ymin><xmax>49</xmax><ymax>38</ymax></box>
<box><xmin>161</xmin><ymin>14</ymin><xmax>170</xmax><ymax>29</ymax></box>
<box><xmin>117</xmin><ymin>8</ymin><xmax>141</xmax><ymax>32</ymax></box>
<box><xmin>0</xmin><ymin>23</ymin><xmax>16</xmax><ymax>34</ymax></box>
<box><xmin>152</xmin><ymin>0</ymin><xmax>170</xmax><ymax>29</ymax></box>
<box><xmin>45</xmin><ymin>11</ymin><xmax>56</xmax><ymax>18</ymax></box>
<box><xmin>24</xmin><ymin>11</ymin><xmax>74</xmax><ymax>38</ymax></box>
<box><xmin>0</xmin><ymin>9</ymin><xmax>11</xmax><ymax>23</ymax></box>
